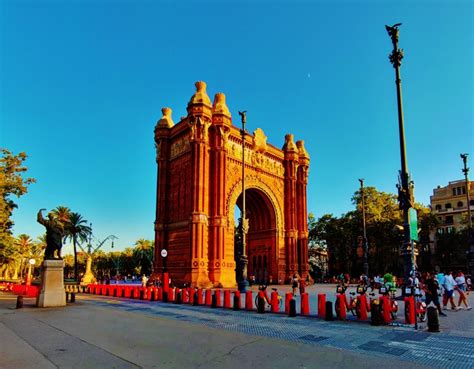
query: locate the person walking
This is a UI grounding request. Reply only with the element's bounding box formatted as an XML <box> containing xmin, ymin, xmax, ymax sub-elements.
<box><xmin>291</xmin><ymin>274</ymin><xmax>299</xmax><ymax>296</ymax></box>
<box><xmin>424</xmin><ymin>272</ymin><xmax>446</xmax><ymax>316</ymax></box>
<box><xmin>141</xmin><ymin>274</ymin><xmax>148</xmax><ymax>288</ymax></box>
<box><xmin>442</xmin><ymin>271</ymin><xmax>459</xmax><ymax>310</ymax></box>
<box><xmin>455</xmin><ymin>271</ymin><xmax>471</xmax><ymax>310</ymax></box>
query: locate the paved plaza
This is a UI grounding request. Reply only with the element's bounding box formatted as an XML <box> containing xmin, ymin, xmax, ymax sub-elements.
<box><xmin>1</xmin><ymin>285</ymin><xmax>473</xmax><ymax>369</ymax></box>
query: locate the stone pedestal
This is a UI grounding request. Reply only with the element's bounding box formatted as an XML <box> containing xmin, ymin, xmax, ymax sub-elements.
<box><xmin>37</xmin><ymin>260</ymin><xmax>66</xmax><ymax>308</ymax></box>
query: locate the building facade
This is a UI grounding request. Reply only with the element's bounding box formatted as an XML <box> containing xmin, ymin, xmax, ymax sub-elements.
<box><xmin>153</xmin><ymin>81</ymin><xmax>310</xmax><ymax>288</ymax></box>
<box><xmin>430</xmin><ymin>179</ymin><xmax>474</xmax><ymax>235</ymax></box>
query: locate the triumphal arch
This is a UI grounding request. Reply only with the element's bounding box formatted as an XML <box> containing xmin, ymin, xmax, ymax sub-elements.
<box><xmin>153</xmin><ymin>81</ymin><xmax>310</xmax><ymax>288</ymax></box>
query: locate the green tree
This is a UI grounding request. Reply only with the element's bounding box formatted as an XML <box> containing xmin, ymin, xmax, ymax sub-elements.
<box><xmin>64</xmin><ymin>212</ymin><xmax>91</xmax><ymax>282</ymax></box>
<box><xmin>0</xmin><ymin>149</ymin><xmax>36</xmax><ymax>267</ymax></box>
<box><xmin>133</xmin><ymin>239</ymin><xmax>154</xmax><ymax>276</ymax></box>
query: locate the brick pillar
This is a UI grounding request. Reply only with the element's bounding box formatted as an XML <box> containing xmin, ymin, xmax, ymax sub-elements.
<box><xmin>296</xmin><ymin>140</ymin><xmax>310</xmax><ymax>279</ymax></box>
<box><xmin>283</xmin><ymin>134</ymin><xmax>299</xmax><ymax>280</ymax></box>
<box><xmin>187</xmin><ymin>81</ymin><xmax>212</xmax><ymax>288</ymax></box>
<box><xmin>153</xmin><ymin>108</ymin><xmax>174</xmax><ymax>275</ymax></box>
<box><xmin>208</xmin><ymin>93</ymin><xmax>234</xmax><ymax>287</ymax></box>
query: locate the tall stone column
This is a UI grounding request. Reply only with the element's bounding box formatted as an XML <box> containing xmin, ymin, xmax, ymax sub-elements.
<box><xmin>208</xmin><ymin>93</ymin><xmax>234</xmax><ymax>287</ymax></box>
<box><xmin>153</xmin><ymin>108</ymin><xmax>174</xmax><ymax>275</ymax></box>
<box><xmin>296</xmin><ymin>140</ymin><xmax>310</xmax><ymax>279</ymax></box>
<box><xmin>187</xmin><ymin>81</ymin><xmax>212</xmax><ymax>287</ymax></box>
<box><xmin>283</xmin><ymin>134</ymin><xmax>299</xmax><ymax>280</ymax></box>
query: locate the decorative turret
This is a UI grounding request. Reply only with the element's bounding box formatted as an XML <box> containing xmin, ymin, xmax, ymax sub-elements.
<box><xmin>212</xmin><ymin>93</ymin><xmax>231</xmax><ymax>117</ymax></box>
<box><xmin>282</xmin><ymin>134</ymin><xmax>298</xmax><ymax>153</ymax></box>
<box><xmin>296</xmin><ymin>140</ymin><xmax>310</xmax><ymax>162</ymax></box>
<box><xmin>187</xmin><ymin>81</ymin><xmax>212</xmax><ymax>122</ymax></box>
<box><xmin>156</xmin><ymin>107</ymin><xmax>174</xmax><ymax>129</ymax></box>
<box><xmin>188</xmin><ymin>81</ymin><xmax>212</xmax><ymax>106</ymax></box>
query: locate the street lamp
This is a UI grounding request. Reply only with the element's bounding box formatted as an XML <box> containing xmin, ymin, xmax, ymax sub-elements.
<box><xmin>237</xmin><ymin>110</ymin><xmax>249</xmax><ymax>292</ymax></box>
<box><xmin>460</xmin><ymin>153</ymin><xmax>474</xmax><ymax>276</ymax></box>
<box><xmin>385</xmin><ymin>23</ymin><xmax>417</xmax><ymax>282</ymax></box>
<box><xmin>359</xmin><ymin>179</ymin><xmax>369</xmax><ymax>277</ymax></box>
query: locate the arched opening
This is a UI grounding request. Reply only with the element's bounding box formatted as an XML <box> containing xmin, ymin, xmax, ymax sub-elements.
<box><xmin>233</xmin><ymin>188</ymin><xmax>277</xmax><ymax>284</ymax></box>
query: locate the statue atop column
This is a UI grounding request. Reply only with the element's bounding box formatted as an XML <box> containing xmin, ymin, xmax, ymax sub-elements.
<box><xmin>37</xmin><ymin>209</ymin><xmax>65</xmax><ymax>259</ymax></box>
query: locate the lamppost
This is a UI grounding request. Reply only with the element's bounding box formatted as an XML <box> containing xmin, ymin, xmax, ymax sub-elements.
<box><xmin>359</xmin><ymin>179</ymin><xmax>369</xmax><ymax>277</ymax></box>
<box><xmin>385</xmin><ymin>23</ymin><xmax>416</xmax><ymax>282</ymax></box>
<box><xmin>460</xmin><ymin>153</ymin><xmax>474</xmax><ymax>276</ymax></box>
<box><xmin>237</xmin><ymin>110</ymin><xmax>249</xmax><ymax>292</ymax></box>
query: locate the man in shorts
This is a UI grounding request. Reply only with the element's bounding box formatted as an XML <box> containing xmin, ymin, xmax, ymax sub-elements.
<box><xmin>424</xmin><ymin>272</ymin><xmax>446</xmax><ymax>316</ymax></box>
<box><xmin>442</xmin><ymin>271</ymin><xmax>459</xmax><ymax>310</ymax></box>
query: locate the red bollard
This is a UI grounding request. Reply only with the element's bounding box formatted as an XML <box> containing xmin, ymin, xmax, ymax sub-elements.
<box><xmin>189</xmin><ymin>288</ymin><xmax>195</xmax><ymax>305</ymax></box>
<box><xmin>245</xmin><ymin>291</ymin><xmax>253</xmax><ymax>310</ymax></box>
<box><xmin>224</xmin><ymin>290</ymin><xmax>231</xmax><ymax>308</ymax></box>
<box><xmin>359</xmin><ymin>296</ymin><xmax>368</xmax><ymax>321</ymax></box>
<box><xmin>380</xmin><ymin>296</ymin><xmax>391</xmax><ymax>324</ymax></box>
<box><xmin>233</xmin><ymin>291</ymin><xmax>241</xmax><ymax>309</ymax></box>
<box><xmin>163</xmin><ymin>272</ymin><xmax>169</xmax><ymax>293</ymax></box>
<box><xmin>337</xmin><ymin>294</ymin><xmax>347</xmax><ymax>320</ymax></box>
<box><xmin>124</xmin><ymin>287</ymin><xmax>131</xmax><ymax>298</ymax></box>
<box><xmin>318</xmin><ymin>294</ymin><xmax>326</xmax><ymax>318</ymax></box>
<box><xmin>153</xmin><ymin>287</ymin><xmax>159</xmax><ymax>301</ymax></box>
<box><xmin>215</xmin><ymin>289</ymin><xmax>222</xmax><ymax>307</ymax></box>
<box><xmin>157</xmin><ymin>287</ymin><xmax>163</xmax><ymax>301</ymax></box>
<box><xmin>182</xmin><ymin>288</ymin><xmax>189</xmax><ymax>304</ymax></box>
<box><xmin>205</xmin><ymin>289</ymin><xmax>212</xmax><ymax>306</ymax></box>
<box><xmin>168</xmin><ymin>288</ymin><xmax>175</xmax><ymax>303</ymax></box>
<box><xmin>405</xmin><ymin>296</ymin><xmax>415</xmax><ymax>324</ymax></box>
<box><xmin>197</xmin><ymin>289</ymin><xmax>203</xmax><ymax>305</ymax></box>
<box><xmin>301</xmin><ymin>293</ymin><xmax>310</xmax><ymax>315</ymax></box>
<box><xmin>271</xmin><ymin>291</ymin><xmax>279</xmax><ymax>313</ymax></box>
<box><xmin>142</xmin><ymin>288</ymin><xmax>148</xmax><ymax>300</ymax></box>
<box><xmin>285</xmin><ymin>292</ymin><xmax>293</xmax><ymax>314</ymax></box>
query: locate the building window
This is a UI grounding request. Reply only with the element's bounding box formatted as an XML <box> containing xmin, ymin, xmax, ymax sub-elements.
<box><xmin>446</xmin><ymin>226</ymin><xmax>454</xmax><ymax>234</ymax></box>
<box><xmin>445</xmin><ymin>203</ymin><xmax>452</xmax><ymax>209</ymax></box>
<box><xmin>437</xmin><ymin>228</ymin><xmax>444</xmax><ymax>235</ymax></box>
<box><xmin>470</xmin><ymin>200</ymin><xmax>474</xmax><ymax>206</ymax></box>
<box><xmin>445</xmin><ymin>216</ymin><xmax>453</xmax><ymax>225</ymax></box>
<box><xmin>435</xmin><ymin>204</ymin><xmax>442</xmax><ymax>211</ymax></box>
<box><xmin>462</xmin><ymin>186</ymin><xmax>466</xmax><ymax>195</ymax></box>
<box><xmin>457</xmin><ymin>201</ymin><xmax>463</xmax><ymax>208</ymax></box>
<box><xmin>452</xmin><ymin>188</ymin><xmax>457</xmax><ymax>196</ymax></box>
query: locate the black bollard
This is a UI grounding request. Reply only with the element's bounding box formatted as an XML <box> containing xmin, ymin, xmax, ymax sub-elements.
<box><xmin>193</xmin><ymin>291</ymin><xmax>199</xmax><ymax>306</ymax></box>
<box><xmin>66</xmin><ymin>292</ymin><xmax>70</xmax><ymax>302</ymax></box>
<box><xmin>257</xmin><ymin>296</ymin><xmax>265</xmax><ymax>314</ymax></box>
<box><xmin>233</xmin><ymin>295</ymin><xmax>240</xmax><ymax>311</ymax></box>
<box><xmin>16</xmin><ymin>295</ymin><xmax>23</xmax><ymax>309</ymax></box>
<box><xmin>140</xmin><ymin>290</ymin><xmax>145</xmax><ymax>300</ymax></box>
<box><xmin>288</xmin><ymin>298</ymin><xmax>297</xmax><ymax>317</ymax></box>
<box><xmin>70</xmin><ymin>292</ymin><xmax>76</xmax><ymax>303</ymax></box>
<box><xmin>113</xmin><ymin>288</ymin><xmax>117</xmax><ymax>297</ymax></box>
<box><xmin>175</xmin><ymin>291</ymin><xmax>182</xmax><ymax>304</ymax></box>
<box><xmin>162</xmin><ymin>291</ymin><xmax>168</xmax><ymax>303</ymax></box>
<box><xmin>150</xmin><ymin>290</ymin><xmax>155</xmax><ymax>301</ymax></box>
<box><xmin>427</xmin><ymin>306</ymin><xmax>440</xmax><ymax>332</ymax></box>
<box><xmin>370</xmin><ymin>300</ymin><xmax>382</xmax><ymax>326</ymax></box>
<box><xmin>325</xmin><ymin>301</ymin><xmax>334</xmax><ymax>321</ymax></box>
<box><xmin>211</xmin><ymin>293</ymin><xmax>217</xmax><ymax>308</ymax></box>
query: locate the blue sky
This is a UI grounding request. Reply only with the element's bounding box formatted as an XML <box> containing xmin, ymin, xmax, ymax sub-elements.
<box><xmin>1</xmin><ymin>0</ymin><xmax>472</xmax><ymax>254</ymax></box>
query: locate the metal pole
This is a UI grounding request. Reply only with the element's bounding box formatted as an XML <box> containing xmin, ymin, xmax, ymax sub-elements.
<box><xmin>385</xmin><ymin>23</ymin><xmax>415</xmax><ymax>282</ymax></box>
<box><xmin>238</xmin><ymin>111</ymin><xmax>249</xmax><ymax>292</ymax></box>
<box><xmin>359</xmin><ymin>179</ymin><xmax>369</xmax><ymax>277</ymax></box>
<box><xmin>461</xmin><ymin>153</ymin><xmax>474</xmax><ymax>276</ymax></box>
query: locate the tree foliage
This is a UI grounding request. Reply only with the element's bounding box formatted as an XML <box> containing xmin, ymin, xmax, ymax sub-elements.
<box><xmin>308</xmin><ymin>186</ymin><xmax>435</xmax><ymax>277</ymax></box>
<box><xmin>0</xmin><ymin>149</ymin><xmax>36</xmax><ymax>264</ymax></box>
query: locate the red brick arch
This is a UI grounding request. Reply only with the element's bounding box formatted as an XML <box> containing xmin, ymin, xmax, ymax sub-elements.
<box><xmin>153</xmin><ymin>82</ymin><xmax>310</xmax><ymax>288</ymax></box>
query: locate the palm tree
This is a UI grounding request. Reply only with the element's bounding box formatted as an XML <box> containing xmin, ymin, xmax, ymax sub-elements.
<box><xmin>15</xmin><ymin>234</ymin><xmax>33</xmax><ymax>280</ymax></box>
<box><xmin>133</xmin><ymin>239</ymin><xmax>154</xmax><ymax>275</ymax></box>
<box><xmin>52</xmin><ymin>206</ymin><xmax>71</xmax><ymax>225</ymax></box>
<box><xmin>64</xmin><ymin>212</ymin><xmax>91</xmax><ymax>282</ymax></box>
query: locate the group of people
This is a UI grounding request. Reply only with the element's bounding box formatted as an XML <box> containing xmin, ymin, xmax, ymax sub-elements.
<box><xmin>290</xmin><ymin>273</ymin><xmax>310</xmax><ymax>296</ymax></box>
<box><xmin>423</xmin><ymin>271</ymin><xmax>471</xmax><ymax>316</ymax></box>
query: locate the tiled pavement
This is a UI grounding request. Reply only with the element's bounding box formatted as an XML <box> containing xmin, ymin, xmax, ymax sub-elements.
<box><xmin>85</xmin><ymin>294</ymin><xmax>474</xmax><ymax>369</ymax></box>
